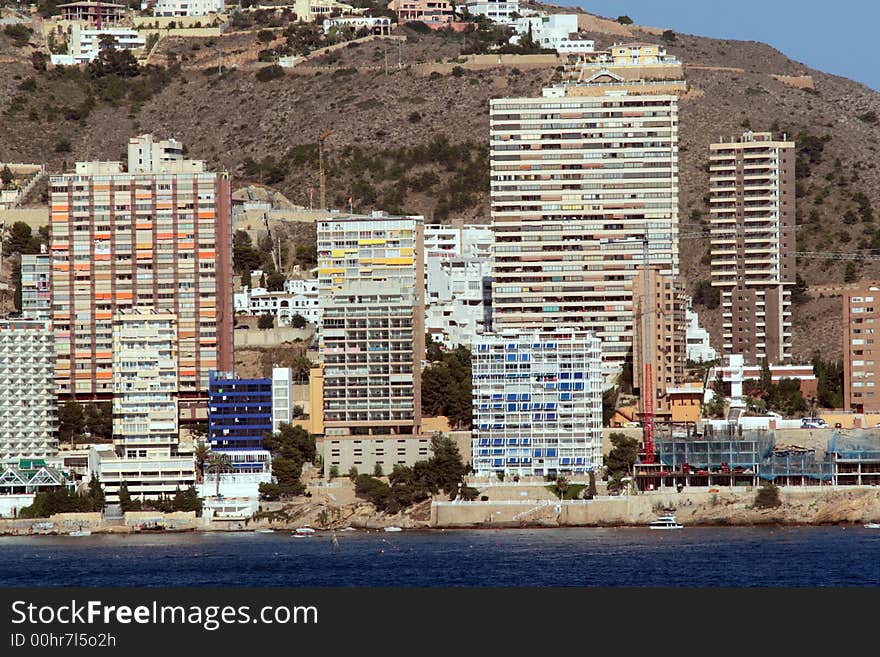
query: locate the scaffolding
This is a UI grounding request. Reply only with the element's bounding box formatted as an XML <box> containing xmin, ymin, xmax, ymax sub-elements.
<box><xmin>654</xmin><ymin>425</ymin><xmax>774</xmax><ymax>470</ymax></box>
<box><xmin>827</xmin><ymin>430</ymin><xmax>880</xmax><ymax>485</ymax></box>
<box><xmin>758</xmin><ymin>448</ymin><xmax>833</xmax><ymax>484</ymax></box>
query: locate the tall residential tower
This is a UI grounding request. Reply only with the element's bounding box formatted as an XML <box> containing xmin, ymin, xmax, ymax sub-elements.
<box><xmin>48</xmin><ymin>134</ymin><xmax>233</xmax><ymax>415</ymax></box>
<box><xmin>317</xmin><ymin>212</ymin><xmax>427</xmax><ymax>475</ymax></box>
<box><xmin>709</xmin><ymin>131</ymin><xmax>795</xmax><ymax>366</ymax></box>
<box><xmin>489</xmin><ymin>91</ymin><xmax>680</xmax><ymax>377</ymax></box>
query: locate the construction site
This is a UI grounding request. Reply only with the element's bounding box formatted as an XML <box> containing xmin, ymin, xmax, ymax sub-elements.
<box><xmin>633</xmin><ymin>425</ymin><xmax>880</xmax><ymax>491</ymax></box>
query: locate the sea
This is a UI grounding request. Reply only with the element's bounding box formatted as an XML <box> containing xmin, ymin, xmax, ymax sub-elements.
<box><xmin>1</xmin><ymin>527</ymin><xmax>879</xmax><ymax>587</ymax></box>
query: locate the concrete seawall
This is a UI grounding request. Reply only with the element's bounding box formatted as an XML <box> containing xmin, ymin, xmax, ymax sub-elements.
<box><xmin>431</xmin><ymin>487</ymin><xmax>880</xmax><ymax>527</ymax></box>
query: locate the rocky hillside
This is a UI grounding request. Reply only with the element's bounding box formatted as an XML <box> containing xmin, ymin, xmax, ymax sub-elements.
<box><xmin>4</xmin><ymin>8</ymin><xmax>880</xmax><ymax>360</ymax></box>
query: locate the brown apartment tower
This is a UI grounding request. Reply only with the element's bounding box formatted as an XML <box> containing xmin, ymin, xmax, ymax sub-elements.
<box><xmin>843</xmin><ymin>282</ymin><xmax>880</xmax><ymax>412</ymax></box>
<box><xmin>709</xmin><ymin>131</ymin><xmax>795</xmax><ymax>366</ymax></box>
<box><xmin>49</xmin><ymin>135</ymin><xmax>233</xmax><ymax>417</ymax></box>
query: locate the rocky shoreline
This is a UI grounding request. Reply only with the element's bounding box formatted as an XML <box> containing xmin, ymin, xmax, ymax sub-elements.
<box><xmin>4</xmin><ymin>487</ymin><xmax>880</xmax><ymax>536</ymax></box>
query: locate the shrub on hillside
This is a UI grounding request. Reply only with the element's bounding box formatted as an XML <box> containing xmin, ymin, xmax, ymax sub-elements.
<box><xmin>255</xmin><ymin>64</ymin><xmax>284</xmax><ymax>82</ymax></box>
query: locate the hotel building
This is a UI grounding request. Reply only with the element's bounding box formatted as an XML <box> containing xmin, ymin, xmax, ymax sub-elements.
<box><xmin>48</xmin><ymin>134</ymin><xmax>233</xmax><ymax>419</ymax></box>
<box><xmin>472</xmin><ymin>329</ymin><xmax>602</xmax><ymax>477</ymax></box>
<box><xmin>489</xmin><ymin>91</ymin><xmax>680</xmax><ymax>377</ymax></box>
<box><xmin>317</xmin><ymin>212</ymin><xmax>427</xmax><ymax>475</ymax></box>
<box><xmin>709</xmin><ymin>131</ymin><xmax>795</xmax><ymax>366</ymax></box>
<box><xmin>0</xmin><ymin>319</ymin><xmax>58</xmax><ymax>465</ymax></box>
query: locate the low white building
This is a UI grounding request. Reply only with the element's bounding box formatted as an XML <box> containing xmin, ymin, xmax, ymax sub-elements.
<box><xmin>511</xmin><ymin>14</ymin><xmax>595</xmax><ymax>53</ymax></box>
<box><xmin>465</xmin><ymin>0</ymin><xmax>521</xmax><ymax>24</ymax></box>
<box><xmin>151</xmin><ymin>0</ymin><xmax>225</xmax><ymax>16</ymax></box>
<box><xmin>686</xmin><ymin>300</ymin><xmax>717</xmax><ymax>363</ymax></box>
<box><xmin>50</xmin><ymin>26</ymin><xmax>146</xmax><ymax>65</ymax></box>
<box><xmin>322</xmin><ymin>16</ymin><xmax>391</xmax><ymax>35</ymax></box>
<box><xmin>234</xmin><ymin>279</ymin><xmax>321</xmax><ymax>325</ymax></box>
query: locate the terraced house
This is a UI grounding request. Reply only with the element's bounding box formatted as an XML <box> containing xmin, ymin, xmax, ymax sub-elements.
<box><xmin>48</xmin><ymin>134</ymin><xmax>233</xmax><ymax>420</ymax></box>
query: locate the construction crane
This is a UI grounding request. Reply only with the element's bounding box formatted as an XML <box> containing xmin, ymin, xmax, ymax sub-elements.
<box><xmin>318</xmin><ymin>130</ymin><xmax>333</xmax><ymax>210</ymax></box>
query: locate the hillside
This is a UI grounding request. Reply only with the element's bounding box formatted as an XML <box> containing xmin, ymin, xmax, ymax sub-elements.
<box><xmin>4</xmin><ymin>9</ymin><xmax>880</xmax><ymax>361</ymax></box>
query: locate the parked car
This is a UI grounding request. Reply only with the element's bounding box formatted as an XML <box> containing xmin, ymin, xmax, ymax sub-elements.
<box><xmin>800</xmin><ymin>417</ymin><xmax>827</xmax><ymax>429</ymax></box>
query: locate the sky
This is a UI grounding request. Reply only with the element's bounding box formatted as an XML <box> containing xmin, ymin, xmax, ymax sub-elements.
<box><xmin>553</xmin><ymin>0</ymin><xmax>880</xmax><ymax>91</ymax></box>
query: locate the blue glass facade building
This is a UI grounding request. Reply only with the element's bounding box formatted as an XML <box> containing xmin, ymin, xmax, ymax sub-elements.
<box><xmin>208</xmin><ymin>371</ymin><xmax>273</xmax><ymax>455</ymax></box>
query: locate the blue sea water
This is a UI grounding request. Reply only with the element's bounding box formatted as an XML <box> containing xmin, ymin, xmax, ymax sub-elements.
<box><xmin>1</xmin><ymin>527</ymin><xmax>879</xmax><ymax>587</ymax></box>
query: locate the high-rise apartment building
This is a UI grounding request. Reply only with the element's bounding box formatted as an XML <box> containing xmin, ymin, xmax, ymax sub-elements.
<box><xmin>20</xmin><ymin>253</ymin><xmax>51</xmax><ymax>320</ymax></box>
<box><xmin>843</xmin><ymin>282</ymin><xmax>880</xmax><ymax>412</ymax></box>
<box><xmin>317</xmin><ymin>212</ymin><xmax>427</xmax><ymax>475</ymax></box>
<box><xmin>472</xmin><ymin>329</ymin><xmax>602</xmax><ymax>477</ymax></box>
<box><xmin>709</xmin><ymin>131</ymin><xmax>795</xmax><ymax>366</ymax></box>
<box><xmin>93</xmin><ymin>307</ymin><xmax>195</xmax><ymax>502</ymax></box>
<box><xmin>48</xmin><ymin>134</ymin><xmax>233</xmax><ymax>414</ymax></box>
<box><xmin>489</xmin><ymin>91</ymin><xmax>680</xmax><ymax>377</ymax></box>
<box><xmin>631</xmin><ymin>267</ymin><xmax>687</xmax><ymax>422</ymax></box>
<box><xmin>0</xmin><ymin>319</ymin><xmax>57</xmax><ymax>465</ymax></box>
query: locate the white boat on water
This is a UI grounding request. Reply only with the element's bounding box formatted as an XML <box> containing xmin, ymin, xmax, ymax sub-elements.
<box><xmin>383</xmin><ymin>526</ymin><xmax>402</xmax><ymax>533</ymax></box>
<box><xmin>294</xmin><ymin>527</ymin><xmax>316</xmax><ymax>536</ymax></box>
<box><xmin>865</xmin><ymin>522</ymin><xmax>880</xmax><ymax>529</ymax></box>
<box><xmin>648</xmin><ymin>515</ymin><xmax>683</xmax><ymax>530</ymax></box>
<box><xmin>69</xmin><ymin>530</ymin><xmax>92</xmax><ymax>537</ymax></box>
<box><xmin>254</xmin><ymin>529</ymin><xmax>275</xmax><ymax>534</ymax></box>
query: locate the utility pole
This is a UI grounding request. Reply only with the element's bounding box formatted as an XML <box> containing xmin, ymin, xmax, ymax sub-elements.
<box><xmin>398</xmin><ymin>39</ymin><xmax>402</xmax><ymax>69</ymax></box>
<box><xmin>384</xmin><ymin>42</ymin><xmax>388</xmax><ymax>76</ymax></box>
<box><xmin>218</xmin><ymin>45</ymin><xmax>222</xmax><ymax>75</ymax></box>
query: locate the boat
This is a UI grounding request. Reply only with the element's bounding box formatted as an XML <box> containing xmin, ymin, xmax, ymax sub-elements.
<box><xmin>383</xmin><ymin>526</ymin><xmax>402</xmax><ymax>533</ymax></box>
<box><xmin>648</xmin><ymin>515</ymin><xmax>683</xmax><ymax>530</ymax></box>
<box><xmin>294</xmin><ymin>527</ymin><xmax>316</xmax><ymax>535</ymax></box>
<box><xmin>254</xmin><ymin>529</ymin><xmax>275</xmax><ymax>534</ymax></box>
<box><xmin>68</xmin><ymin>530</ymin><xmax>92</xmax><ymax>537</ymax></box>
<box><xmin>865</xmin><ymin>522</ymin><xmax>880</xmax><ymax>529</ymax></box>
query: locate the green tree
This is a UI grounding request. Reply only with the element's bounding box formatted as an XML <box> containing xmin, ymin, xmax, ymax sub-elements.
<box><xmin>84</xmin><ymin>402</ymin><xmax>113</xmax><ymax>439</ymax></box>
<box><xmin>290</xmin><ymin>313</ymin><xmax>307</xmax><ymax>329</ymax></box>
<box><xmin>755</xmin><ymin>481</ymin><xmax>782</xmax><ymax>508</ymax></box>
<box><xmin>0</xmin><ymin>165</ymin><xmax>13</xmax><ymax>186</ymax></box>
<box><xmin>58</xmin><ymin>400</ymin><xmax>85</xmax><ymax>444</ymax></box>
<box><xmin>373</xmin><ymin>463</ymin><xmax>384</xmax><ymax>477</ymax></box>
<box><xmin>193</xmin><ymin>441</ymin><xmax>211</xmax><ymax>483</ymax></box>
<box><xmin>87</xmin><ymin>474</ymin><xmax>105</xmax><ymax>512</ymax></box>
<box><xmin>616</xmin><ymin>15</ymin><xmax>633</xmax><ymax>24</ymax></box>
<box><xmin>606</xmin><ymin>433</ymin><xmax>639</xmax><ymax>477</ymax></box>
<box><xmin>117</xmin><ymin>482</ymin><xmax>136</xmax><ymax>512</ymax></box>
<box><xmin>348</xmin><ymin>465</ymin><xmax>359</xmax><ymax>481</ymax></box>
<box><xmin>266</xmin><ymin>271</ymin><xmax>286</xmax><ymax>291</ymax></box>
<box><xmin>3</xmin><ymin>221</ymin><xmax>41</xmax><ymax>255</ymax></box>
<box><xmin>602</xmin><ymin>387</ymin><xmax>619</xmax><ymax>426</ymax></box>
<box><xmin>258</xmin><ymin>313</ymin><xmax>274</xmax><ymax>330</ymax></box>
<box><xmin>205</xmin><ymin>452</ymin><xmax>233</xmax><ymax>498</ymax></box>
<box><xmin>329</xmin><ymin>465</ymin><xmax>339</xmax><ymax>478</ymax></box>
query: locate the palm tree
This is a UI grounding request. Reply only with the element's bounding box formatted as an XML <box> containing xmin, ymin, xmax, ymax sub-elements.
<box><xmin>193</xmin><ymin>441</ymin><xmax>210</xmax><ymax>484</ymax></box>
<box><xmin>205</xmin><ymin>453</ymin><xmax>234</xmax><ymax>499</ymax></box>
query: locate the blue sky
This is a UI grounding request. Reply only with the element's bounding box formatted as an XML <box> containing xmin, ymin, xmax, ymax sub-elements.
<box><xmin>553</xmin><ymin>1</ymin><xmax>880</xmax><ymax>91</ymax></box>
